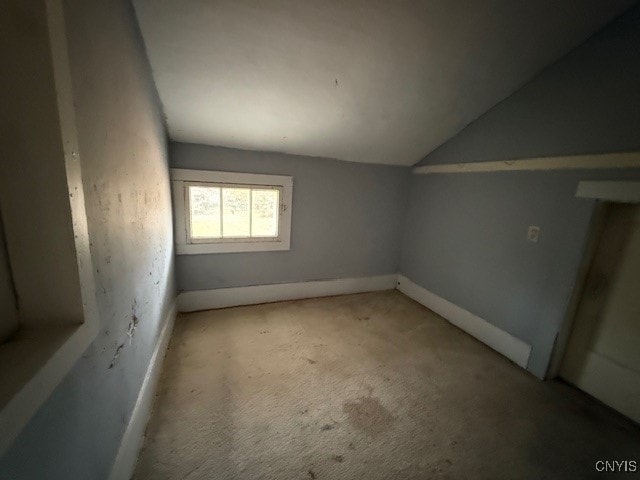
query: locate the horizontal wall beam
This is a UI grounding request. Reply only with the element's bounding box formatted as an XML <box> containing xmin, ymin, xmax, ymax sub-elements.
<box><xmin>576</xmin><ymin>181</ymin><xmax>640</xmax><ymax>203</ymax></box>
<box><xmin>413</xmin><ymin>151</ymin><xmax>640</xmax><ymax>175</ymax></box>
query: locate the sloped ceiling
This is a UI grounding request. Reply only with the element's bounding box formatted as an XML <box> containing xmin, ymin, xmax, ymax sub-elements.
<box><xmin>134</xmin><ymin>0</ymin><xmax>636</xmax><ymax>165</ymax></box>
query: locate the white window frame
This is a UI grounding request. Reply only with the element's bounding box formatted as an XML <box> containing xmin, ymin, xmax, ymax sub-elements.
<box><xmin>171</xmin><ymin>169</ymin><xmax>293</xmax><ymax>254</ymax></box>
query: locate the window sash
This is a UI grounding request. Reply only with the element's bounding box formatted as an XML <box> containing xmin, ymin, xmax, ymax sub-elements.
<box><xmin>184</xmin><ymin>181</ymin><xmax>283</xmax><ymax>244</ymax></box>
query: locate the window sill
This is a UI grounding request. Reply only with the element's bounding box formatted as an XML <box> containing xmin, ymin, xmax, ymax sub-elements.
<box><xmin>176</xmin><ymin>238</ymin><xmax>290</xmax><ymax>255</ymax></box>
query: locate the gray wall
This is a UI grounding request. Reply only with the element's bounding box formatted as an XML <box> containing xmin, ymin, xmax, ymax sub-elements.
<box><xmin>401</xmin><ymin>169</ymin><xmax>640</xmax><ymax>378</ymax></box>
<box><xmin>171</xmin><ymin>142</ymin><xmax>410</xmax><ymax>291</ymax></box>
<box><xmin>401</xmin><ymin>5</ymin><xmax>640</xmax><ymax>378</ymax></box>
<box><xmin>0</xmin><ymin>1</ymin><xmax>175</xmax><ymax>478</ymax></box>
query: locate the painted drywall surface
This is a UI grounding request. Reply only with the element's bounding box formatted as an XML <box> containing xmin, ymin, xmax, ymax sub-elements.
<box><xmin>417</xmin><ymin>4</ymin><xmax>640</xmax><ymax>166</ymax></box>
<box><xmin>0</xmin><ymin>1</ymin><xmax>175</xmax><ymax>478</ymax></box>
<box><xmin>171</xmin><ymin>142</ymin><xmax>410</xmax><ymax>291</ymax></box>
<box><xmin>0</xmin><ymin>1</ymin><xmax>84</xmax><ymax>327</ymax></box>
<box><xmin>400</xmin><ymin>169</ymin><xmax>640</xmax><ymax>378</ymax></box>
<box><xmin>134</xmin><ymin>0</ymin><xmax>635</xmax><ymax>166</ymax></box>
<box><xmin>0</xmin><ymin>216</ymin><xmax>18</xmax><ymax>343</ymax></box>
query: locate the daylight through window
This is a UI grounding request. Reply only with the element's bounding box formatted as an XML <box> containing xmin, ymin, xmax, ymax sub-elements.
<box><xmin>171</xmin><ymin>169</ymin><xmax>293</xmax><ymax>254</ymax></box>
<box><xmin>187</xmin><ymin>184</ymin><xmax>280</xmax><ymax>241</ymax></box>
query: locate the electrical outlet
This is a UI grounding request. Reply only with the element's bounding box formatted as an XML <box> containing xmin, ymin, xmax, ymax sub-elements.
<box><xmin>527</xmin><ymin>226</ymin><xmax>540</xmax><ymax>243</ymax></box>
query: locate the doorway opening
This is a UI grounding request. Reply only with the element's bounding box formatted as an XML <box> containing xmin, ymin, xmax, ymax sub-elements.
<box><xmin>560</xmin><ymin>201</ymin><xmax>640</xmax><ymax>424</ymax></box>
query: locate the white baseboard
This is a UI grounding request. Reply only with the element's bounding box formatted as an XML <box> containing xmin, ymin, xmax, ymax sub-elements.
<box><xmin>177</xmin><ymin>274</ymin><xmax>398</xmax><ymax>312</ymax></box>
<box><xmin>177</xmin><ymin>274</ymin><xmax>530</xmax><ymax>368</ymax></box>
<box><xmin>397</xmin><ymin>275</ymin><xmax>531</xmax><ymax>369</ymax></box>
<box><xmin>108</xmin><ymin>302</ymin><xmax>177</xmax><ymax>480</ymax></box>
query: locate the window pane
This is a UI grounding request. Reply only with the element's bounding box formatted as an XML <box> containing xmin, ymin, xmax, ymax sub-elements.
<box><xmin>189</xmin><ymin>186</ymin><xmax>221</xmax><ymax>238</ymax></box>
<box><xmin>251</xmin><ymin>189</ymin><xmax>279</xmax><ymax>237</ymax></box>
<box><xmin>222</xmin><ymin>188</ymin><xmax>250</xmax><ymax>237</ymax></box>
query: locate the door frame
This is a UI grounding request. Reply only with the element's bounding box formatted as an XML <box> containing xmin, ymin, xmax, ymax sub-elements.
<box><xmin>547</xmin><ymin>181</ymin><xmax>640</xmax><ymax>379</ymax></box>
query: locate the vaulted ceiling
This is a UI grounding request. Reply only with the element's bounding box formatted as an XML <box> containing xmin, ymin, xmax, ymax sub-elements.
<box><xmin>134</xmin><ymin>0</ymin><xmax>636</xmax><ymax>165</ymax></box>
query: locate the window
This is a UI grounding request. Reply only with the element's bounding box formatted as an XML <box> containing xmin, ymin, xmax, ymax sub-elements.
<box><xmin>186</xmin><ymin>183</ymin><xmax>280</xmax><ymax>240</ymax></box>
<box><xmin>171</xmin><ymin>169</ymin><xmax>293</xmax><ymax>254</ymax></box>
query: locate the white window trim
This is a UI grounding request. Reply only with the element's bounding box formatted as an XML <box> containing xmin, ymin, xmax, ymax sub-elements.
<box><xmin>171</xmin><ymin>169</ymin><xmax>293</xmax><ymax>254</ymax></box>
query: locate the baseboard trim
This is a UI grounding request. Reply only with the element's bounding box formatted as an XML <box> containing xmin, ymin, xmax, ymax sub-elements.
<box><xmin>177</xmin><ymin>274</ymin><xmax>398</xmax><ymax>312</ymax></box>
<box><xmin>397</xmin><ymin>275</ymin><xmax>531</xmax><ymax>369</ymax></box>
<box><xmin>108</xmin><ymin>301</ymin><xmax>177</xmax><ymax>480</ymax></box>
